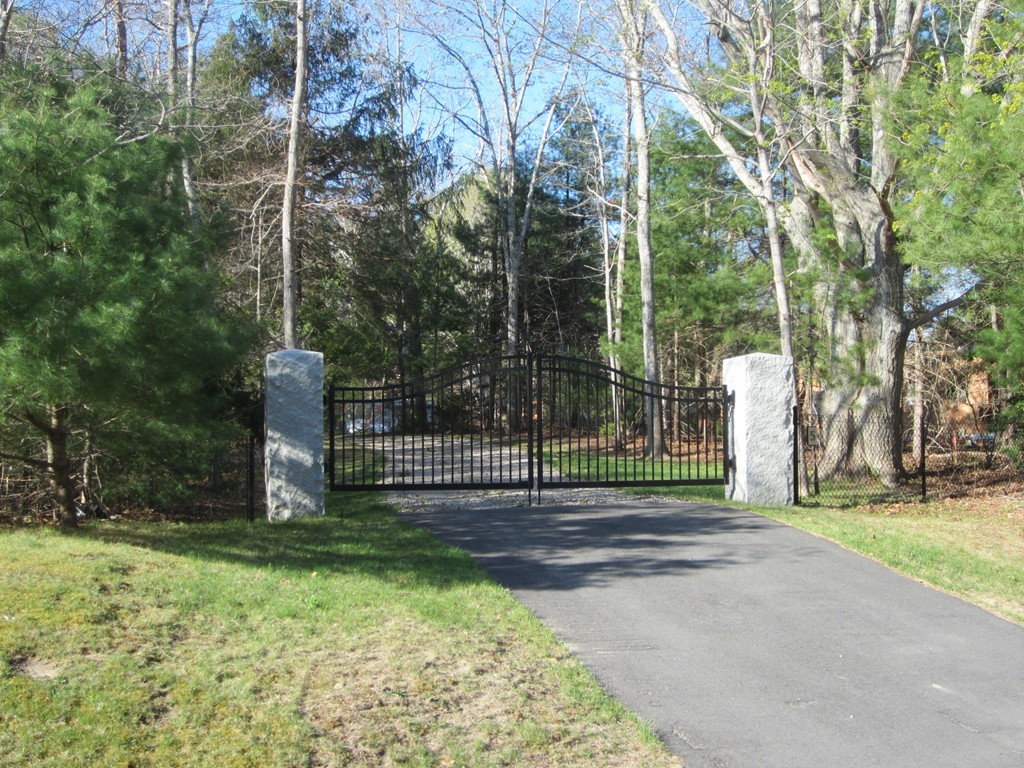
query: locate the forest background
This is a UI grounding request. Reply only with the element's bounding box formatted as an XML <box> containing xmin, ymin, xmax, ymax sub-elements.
<box><xmin>1</xmin><ymin>0</ymin><xmax>1023</xmax><ymax>525</ymax></box>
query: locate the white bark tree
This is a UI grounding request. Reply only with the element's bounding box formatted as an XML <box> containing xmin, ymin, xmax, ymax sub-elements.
<box><xmin>0</xmin><ymin>0</ymin><xmax>15</xmax><ymax>63</ymax></box>
<box><xmin>639</xmin><ymin>0</ymin><xmax>992</xmax><ymax>484</ymax></box>
<box><xmin>282</xmin><ymin>0</ymin><xmax>308</xmax><ymax>349</ymax></box>
<box><xmin>615</xmin><ymin>0</ymin><xmax>666</xmax><ymax>457</ymax></box>
<box><xmin>408</xmin><ymin>0</ymin><xmax>579</xmax><ymax>356</ymax></box>
<box><xmin>166</xmin><ymin>0</ymin><xmax>212</xmax><ymax>234</ymax></box>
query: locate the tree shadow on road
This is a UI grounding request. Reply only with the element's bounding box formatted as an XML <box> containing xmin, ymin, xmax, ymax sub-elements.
<box><xmin>396</xmin><ymin>494</ymin><xmax>791</xmax><ymax>591</ymax></box>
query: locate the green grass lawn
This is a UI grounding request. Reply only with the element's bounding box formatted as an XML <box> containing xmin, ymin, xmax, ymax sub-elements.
<box><xmin>552</xmin><ymin>452</ymin><xmax>725</xmax><ymax>485</ymax></box>
<box><xmin>0</xmin><ymin>494</ymin><xmax>678</xmax><ymax>768</ymax></box>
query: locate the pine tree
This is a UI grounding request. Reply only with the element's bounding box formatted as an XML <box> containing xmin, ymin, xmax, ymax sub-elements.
<box><xmin>0</xmin><ymin>79</ymin><xmax>251</xmax><ymax>525</ymax></box>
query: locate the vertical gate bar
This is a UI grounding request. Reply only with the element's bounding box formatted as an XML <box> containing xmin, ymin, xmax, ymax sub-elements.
<box><xmin>640</xmin><ymin>381</ymin><xmax>648</xmax><ymax>483</ymax></box>
<box><xmin>527</xmin><ymin>354</ymin><xmax>534</xmax><ymax>494</ymax></box>
<box><xmin>712</xmin><ymin>389</ymin><xmax>717</xmax><ymax>479</ymax></box>
<box><xmin>492</xmin><ymin>361</ymin><xmax>498</xmax><ymax>484</ymax></box>
<box><xmin>697</xmin><ymin>391</ymin><xmax>705</xmax><ymax>480</ymax></box>
<box><xmin>350</xmin><ymin>397</ymin><xmax>358</xmax><ymax>487</ymax></box>
<box><xmin>659</xmin><ymin>384</ymin><xmax>666</xmax><ymax>482</ymax></box>
<box><xmin>402</xmin><ymin>385</ymin><xmax>409</xmax><ymax>486</ymax></box>
<box><xmin>593</xmin><ymin>366</ymin><xmax>598</xmax><ymax>481</ymax></box>
<box><xmin>709</xmin><ymin>390</ymin><xmax>714</xmax><ymax>479</ymax></box>
<box><xmin>552</xmin><ymin>360</ymin><xmax>559</xmax><ymax>482</ymax></box>
<box><xmin>441</xmin><ymin>370</ymin><xmax>447</xmax><ymax>485</ymax></box>
<box><xmin>360</xmin><ymin>390</ymin><xmax>367</xmax><ymax>486</ymax></box>
<box><xmin>423</xmin><ymin>385</ymin><xmax>429</xmax><ymax>487</ymax></box>
<box><xmin>716</xmin><ymin>389</ymin><xmax>722</xmax><ymax>480</ymax></box>
<box><xmin>451</xmin><ymin>369</ymin><xmax>457</xmax><ymax>485</ymax></box>
<box><xmin>479</xmin><ymin>361</ymin><xmax>486</xmax><ymax>483</ymax></box>
<box><xmin>603</xmin><ymin>369</ymin><xmax>610</xmax><ymax>483</ymax></box>
<box><xmin>698</xmin><ymin>391</ymin><xmax>704</xmax><ymax>480</ymax></box>
<box><xmin>385</xmin><ymin>386</ymin><xmax>393</xmax><ymax>487</ymax></box>
<box><xmin>589</xmin><ymin>367</ymin><xmax>596</xmax><ymax>483</ymax></box>
<box><xmin>573</xmin><ymin>363</ymin><xmax>579</xmax><ymax>480</ymax></box>
<box><xmin>710</xmin><ymin>390</ymin><xmax>716</xmax><ymax>480</ymax></box>
<box><xmin>500</xmin><ymin>362</ymin><xmax>505</xmax><ymax>486</ymax></box>
<box><xmin>536</xmin><ymin>355</ymin><xmax>545</xmax><ymax>493</ymax></box>
<box><xmin>328</xmin><ymin>384</ymin><xmax>336</xmax><ymax>490</ymax></box>
<box><xmin>663</xmin><ymin>385</ymin><xmax>668</xmax><ymax>482</ymax></box>
<box><xmin>571</xmin><ymin>364</ymin><xmax>577</xmax><ymax>481</ymax></box>
<box><xmin>920</xmin><ymin>415</ymin><xmax>927</xmax><ymax>501</ymax></box>
<box><xmin>360</xmin><ymin>392</ymin><xmax>367</xmax><ymax>486</ymax></box>
<box><xmin>793</xmin><ymin>403</ymin><xmax>800</xmax><ymax>505</ymax></box>
<box><xmin>582</xmin><ymin>365</ymin><xmax>587</xmax><ymax>482</ymax></box>
<box><xmin>439</xmin><ymin>374</ymin><xmax>445</xmax><ymax>485</ymax></box>
<box><xmin>662</xmin><ymin>384</ymin><xmax>668</xmax><ymax>482</ymax></box>
<box><xmin>576</xmin><ymin>362</ymin><xmax>582</xmax><ymax>482</ymax></box>
<box><xmin>577</xmin><ymin>362</ymin><xmax>585</xmax><ymax>481</ymax></box>
<box><xmin>497</xmin><ymin>362</ymin><xmax>501</xmax><ymax>487</ymax></box>
<box><xmin>553</xmin><ymin>359</ymin><xmax>560</xmax><ymax>482</ymax></box>
<box><xmin>722</xmin><ymin>385</ymin><xmax>730</xmax><ymax>485</ymax></box>
<box><xmin>430</xmin><ymin>378</ymin><xmax>436</xmax><ymax>486</ymax></box>
<box><xmin>468</xmin><ymin>367</ymin><xmax>474</xmax><ymax>485</ymax></box>
<box><xmin>460</xmin><ymin>370</ymin><xmax>467</xmax><ymax>485</ymax></box>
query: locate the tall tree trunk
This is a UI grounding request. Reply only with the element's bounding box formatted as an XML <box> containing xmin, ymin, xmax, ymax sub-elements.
<box><xmin>632</xmin><ymin>81</ymin><xmax>663</xmax><ymax>458</ymax></box>
<box><xmin>0</xmin><ymin>0</ymin><xmax>15</xmax><ymax>64</ymax></box>
<box><xmin>503</xmin><ymin>161</ymin><xmax>522</xmax><ymax>356</ymax></box>
<box><xmin>621</xmin><ymin>4</ymin><xmax>664</xmax><ymax>459</ymax></box>
<box><xmin>791</xmin><ymin>195</ymin><xmax>908</xmax><ymax>486</ymax></box>
<box><xmin>23</xmin><ymin>407</ymin><xmax>77</xmax><ymax>527</ymax></box>
<box><xmin>179</xmin><ymin>0</ymin><xmax>207</xmax><ymax>234</ymax></box>
<box><xmin>612</xmin><ymin>78</ymin><xmax>632</xmax><ymax>447</ymax></box>
<box><xmin>110</xmin><ymin>0</ymin><xmax>129</xmax><ymax>77</ymax></box>
<box><xmin>281</xmin><ymin>0</ymin><xmax>307</xmax><ymax>349</ymax></box>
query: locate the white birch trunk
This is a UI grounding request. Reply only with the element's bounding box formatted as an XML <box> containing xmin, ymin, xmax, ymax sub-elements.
<box><xmin>281</xmin><ymin>0</ymin><xmax>307</xmax><ymax>349</ymax></box>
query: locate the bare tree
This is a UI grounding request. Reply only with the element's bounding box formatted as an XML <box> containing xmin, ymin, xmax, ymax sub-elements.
<box><xmin>408</xmin><ymin>0</ymin><xmax>579</xmax><ymax>356</ymax></box>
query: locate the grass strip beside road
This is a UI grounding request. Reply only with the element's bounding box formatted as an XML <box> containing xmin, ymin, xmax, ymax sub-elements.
<box><xmin>649</xmin><ymin>486</ymin><xmax>1024</xmax><ymax>627</ymax></box>
<box><xmin>0</xmin><ymin>494</ymin><xmax>679</xmax><ymax>768</ymax></box>
<box><xmin>764</xmin><ymin>499</ymin><xmax>1024</xmax><ymax>626</ymax></box>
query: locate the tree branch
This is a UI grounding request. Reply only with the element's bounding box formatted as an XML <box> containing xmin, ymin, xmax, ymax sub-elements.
<box><xmin>904</xmin><ymin>287</ymin><xmax>978</xmax><ymax>334</ymax></box>
<box><xmin>0</xmin><ymin>451</ymin><xmax>53</xmax><ymax>471</ymax></box>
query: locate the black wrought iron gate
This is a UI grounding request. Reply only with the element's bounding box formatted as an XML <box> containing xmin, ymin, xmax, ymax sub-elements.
<box><xmin>328</xmin><ymin>355</ymin><xmax>729</xmax><ymax>495</ymax></box>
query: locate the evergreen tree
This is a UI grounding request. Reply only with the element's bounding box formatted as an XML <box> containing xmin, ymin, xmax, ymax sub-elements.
<box><xmin>0</xmin><ymin>77</ymin><xmax>251</xmax><ymax>525</ymax></box>
<box><xmin>647</xmin><ymin>112</ymin><xmax>773</xmax><ymax>387</ymax></box>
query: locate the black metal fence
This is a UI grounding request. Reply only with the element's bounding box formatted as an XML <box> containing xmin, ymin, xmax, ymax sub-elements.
<box><xmin>328</xmin><ymin>355</ymin><xmax>729</xmax><ymax>496</ymax></box>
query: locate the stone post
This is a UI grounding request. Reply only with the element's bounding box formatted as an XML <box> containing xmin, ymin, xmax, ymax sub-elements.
<box><xmin>723</xmin><ymin>353</ymin><xmax>794</xmax><ymax>506</ymax></box>
<box><xmin>265</xmin><ymin>349</ymin><xmax>324</xmax><ymax>521</ymax></box>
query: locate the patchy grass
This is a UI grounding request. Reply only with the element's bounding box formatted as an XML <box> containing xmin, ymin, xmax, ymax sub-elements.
<box><xmin>0</xmin><ymin>493</ymin><xmax>679</xmax><ymax>768</ymax></box>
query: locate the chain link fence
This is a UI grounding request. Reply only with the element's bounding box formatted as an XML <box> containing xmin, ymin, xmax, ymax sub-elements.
<box><xmin>797</xmin><ymin>404</ymin><xmax>1020</xmax><ymax>507</ymax></box>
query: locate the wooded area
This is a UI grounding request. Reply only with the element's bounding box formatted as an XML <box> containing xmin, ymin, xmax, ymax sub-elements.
<box><xmin>1</xmin><ymin>0</ymin><xmax>1022</xmax><ymax>525</ymax></box>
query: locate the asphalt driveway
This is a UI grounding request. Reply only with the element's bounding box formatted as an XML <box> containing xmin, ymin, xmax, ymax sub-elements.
<box><xmin>395</xmin><ymin>493</ymin><xmax>1024</xmax><ymax>768</ymax></box>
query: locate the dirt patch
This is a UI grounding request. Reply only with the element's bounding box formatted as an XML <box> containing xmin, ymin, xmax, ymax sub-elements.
<box><xmin>10</xmin><ymin>656</ymin><xmax>61</xmax><ymax>680</ymax></box>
